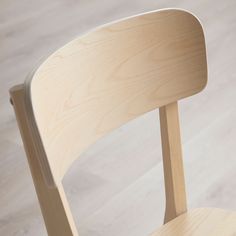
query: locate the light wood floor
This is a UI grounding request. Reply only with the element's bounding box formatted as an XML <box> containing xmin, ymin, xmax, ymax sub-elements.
<box><xmin>1</xmin><ymin>0</ymin><xmax>236</xmax><ymax>235</ymax></box>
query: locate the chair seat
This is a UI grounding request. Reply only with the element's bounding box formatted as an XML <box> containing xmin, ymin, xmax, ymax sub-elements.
<box><xmin>151</xmin><ymin>208</ymin><xmax>236</xmax><ymax>236</ymax></box>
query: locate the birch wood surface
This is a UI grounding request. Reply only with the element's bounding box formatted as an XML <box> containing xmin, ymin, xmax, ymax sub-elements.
<box><xmin>10</xmin><ymin>85</ymin><xmax>78</xmax><ymax>236</ymax></box>
<box><xmin>10</xmin><ymin>9</ymin><xmax>208</xmax><ymax>235</ymax></box>
<box><xmin>1</xmin><ymin>0</ymin><xmax>236</xmax><ymax>236</ymax></box>
<box><xmin>151</xmin><ymin>208</ymin><xmax>236</xmax><ymax>236</ymax></box>
<box><xmin>25</xmin><ymin>9</ymin><xmax>206</xmax><ymax>187</ymax></box>
<box><xmin>159</xmin><ymin>102</ymin><xmax>187</xmax><ymax>223</ymax></box>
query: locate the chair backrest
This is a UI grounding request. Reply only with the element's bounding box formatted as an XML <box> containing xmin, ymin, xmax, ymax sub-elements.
<box><xmin>24</xmin><ymin>9</ymin><xmax>207</xmax><ymax>188</ymax></box>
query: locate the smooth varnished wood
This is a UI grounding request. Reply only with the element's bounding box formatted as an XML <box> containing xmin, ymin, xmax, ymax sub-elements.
<box><xmin>3</xmin><ymin>1</ymin><xmax>236</xmax><ymax>236</ymax></box>
<box><xmin>25</xmin><ymin>9</ymin><xmax>207</xmax><ymax>187</ymax></box>
<box><xmin>11</xmin><ymin>8</ymin><xmax>236</xmax><ymax>236</ymax></box>
<box><xmin>150</xmin><ymin>208</ymin><xmax>236</xmax><ymax>235</ymax></box>
<box><xmin>9</xmin><ymin>85</ymin><xmax>78</xmax><ymax>236</ymax></box>
<box><xmin>159</xmin><ymin>102</ymin><xmax>187</xmax><ymax>223</ymax></box>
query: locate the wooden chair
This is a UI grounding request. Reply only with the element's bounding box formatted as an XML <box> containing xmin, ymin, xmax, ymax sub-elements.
<box><xmin>9</xmin><ymin>9</ymin><xmax>236</xmax><ymax>236</ymax></box>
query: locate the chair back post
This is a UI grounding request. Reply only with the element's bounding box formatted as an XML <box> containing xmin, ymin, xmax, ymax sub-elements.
<box><xmin>10</xmin><ymin>85</ymin><xmax>78</xmax><ymax>236</ymax></box>
<box><xmin>159</xmin><ymin>102</ymin><xmax>187</xmax><ymax>223</ymax></box>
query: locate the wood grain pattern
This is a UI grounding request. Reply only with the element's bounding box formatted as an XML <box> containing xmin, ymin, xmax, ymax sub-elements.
<box><xmin>10</xmin><ymin>85</ymin><xmax>78</xmax><ymax>236</ymax></box>
<box><xmin>25</xmin><ymin>9</ymin><xmax>207</xmax><ymax>187</ymax></box>
<box><xmin>159</xmin><ymin>102</ymin><xmax>187</xmax><ymax>223</ymax></box>
<box><xmin>1</xmin><ymin>1</ymin><xmax>236</xmax><ymax>236</ymax></box>
<box><xmin>150</xmin><ymin>208</ymin><xmax>236</xmax><ymax>235</ymax></box>
<box><xmin>9</xmin><ymin>9</ymin><xmax>209</xmax><ymax>236</ymax></box>
<box><xmin>8</xmin><ymin>7</ymin><xmax>216</xmax><ymax>236</ymax></box>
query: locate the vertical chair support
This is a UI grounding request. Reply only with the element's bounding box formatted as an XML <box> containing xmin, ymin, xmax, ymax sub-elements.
<box><xmin>10</xmin><ymin>85</ymin><xmax>78</xmax><ymax>236</ymax></box>
<box><xmin>159</xmin><ymin>102</ymin><xmax>187</xmax><ymax>223</ymax></box>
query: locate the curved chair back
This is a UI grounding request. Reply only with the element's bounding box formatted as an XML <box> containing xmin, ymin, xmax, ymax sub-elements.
<box><xmin>26</xmin><ymin>9</ymin><xmax>207</xmax><ymax>186</ymax></box>
<box><xmin>10</xmin><ymin>9</ymin><xmax>207</xmax><ymax>236</ymax></box>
